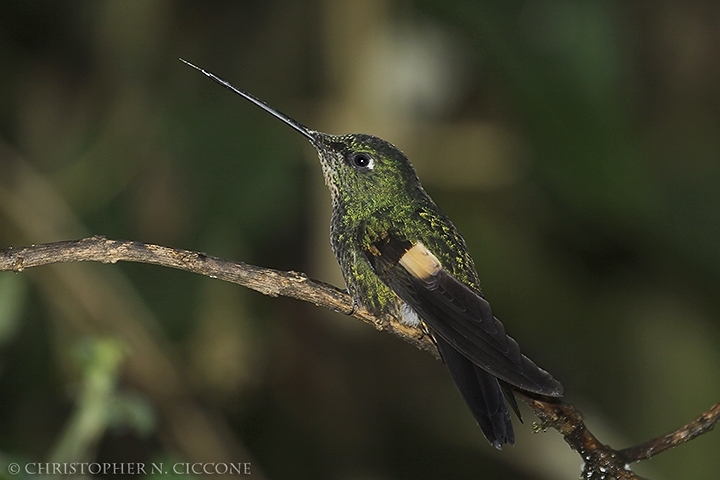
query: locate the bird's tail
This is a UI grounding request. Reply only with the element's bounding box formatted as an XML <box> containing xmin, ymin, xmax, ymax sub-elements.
<box><xmin>435</xmin><ymin>336</ymin><xmax>515</xmax><ymax>448</ymax></box>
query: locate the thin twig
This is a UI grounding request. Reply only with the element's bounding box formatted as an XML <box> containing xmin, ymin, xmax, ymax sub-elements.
<box><xmin>619</xmin><ymin>401</ymin><xmax>720</xmax><ymax>462</ymax></box>
<box><xmin>1</xmin><ymin>237</ymin><xmax>719</xmax><ymax>480</ymax></box>
<box><xmin>520</xmin><ymin>392</ymin><xmax>642</xmax><ymax>479</ymax></box>
<box><xmin>0</xmin><ymin>236</ymin><xmax>437</xmax><ymax>357</ymax></box>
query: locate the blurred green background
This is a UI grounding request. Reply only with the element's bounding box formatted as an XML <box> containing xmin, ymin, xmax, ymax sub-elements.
<box><xmin>1</xmin><ymin>1</ymin><xmax>719</xmax><ymax>479</ymax></box>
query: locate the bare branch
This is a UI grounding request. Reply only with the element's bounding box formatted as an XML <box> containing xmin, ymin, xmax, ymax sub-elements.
<box><xmin>520</xmin><ymin>393</ymin><xmax>642</xmax><ymax>479</ymax></box>
<box><xmin>0</xmin><ymin>236</ymin><xmax>437</xmax><ymax>357</ymax></box>
<box><xmin>517</xmin><ymin>393</ymin><xmax>720</xmax><ymax>478</ymax></box>
<box><xmin>1</xmin><ymin>236</ymin><xmax>718</xmax><ymax>479</ymax></box>
<box><xmin>619</xmin><ymin>401</ymin><xmax>720</xmax><ymax>462</ymax></box>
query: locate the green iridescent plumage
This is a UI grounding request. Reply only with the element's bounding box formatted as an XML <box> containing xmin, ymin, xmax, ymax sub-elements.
<box><xmin>316</xmin><ymin>134</ymin><xmax>480</xmax><ymax>317</ymax></box>
<box><xmin>182</xmin><ymin>60</ymin><xmax>563</xmax><ymax>448</ymax></box>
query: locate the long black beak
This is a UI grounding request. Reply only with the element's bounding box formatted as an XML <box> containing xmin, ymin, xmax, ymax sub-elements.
<box><xmin>180</xmin><ymin>58</ymin><xmax>317</xmax><ymax>144</ymax></box>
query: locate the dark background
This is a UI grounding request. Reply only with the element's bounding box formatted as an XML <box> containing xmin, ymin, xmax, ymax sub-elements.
<box><xmin>1</xmin><ymin>1</ymin><xmax>720</xmax><ymax>479</ymax></box>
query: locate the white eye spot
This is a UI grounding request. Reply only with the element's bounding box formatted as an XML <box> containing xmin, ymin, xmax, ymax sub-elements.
<box><xmin>349</xmin><ymin>152</ymin><xmax>374</xmax><ymax>170</ymax></box>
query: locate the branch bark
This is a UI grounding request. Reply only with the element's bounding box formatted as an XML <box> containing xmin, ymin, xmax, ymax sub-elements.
<box><xmin>1</xmin><ymin>237</ymin><xmax>718</xmax><ymax>479</ymax></box>
<box><xmin>0</xmin><ymin>236</ymin><xmax>433</xmax><ymax>355</ymax></box>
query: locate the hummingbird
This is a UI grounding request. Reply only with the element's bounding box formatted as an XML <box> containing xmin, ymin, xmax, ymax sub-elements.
<box><xmin>181</xmin><ymin>59</ymin><xmax>563</xmax><ymax>448</ymax></box>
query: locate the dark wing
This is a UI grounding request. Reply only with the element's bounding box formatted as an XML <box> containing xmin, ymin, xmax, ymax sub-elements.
<box><xmin>365</xmin><ymin>233</ymin><xmax>563</xmax><ymax>396</ymax></box>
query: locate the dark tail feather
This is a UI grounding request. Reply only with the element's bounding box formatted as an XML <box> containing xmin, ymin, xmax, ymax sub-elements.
<box><xmin>500</xmin><ymin>380</ymin><xmax>522</xmax><ymax>423</ymax></box>
<box><xmin>435</xmin><ymin>336</ymin><xmax>514</xmax><ymax>448</ymax></box>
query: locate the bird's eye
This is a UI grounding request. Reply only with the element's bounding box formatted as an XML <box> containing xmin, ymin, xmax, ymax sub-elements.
<box><xmin>348</xmin><ymin>152</ymin><xmax>374</xmax><ymax>170</ymax></box>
